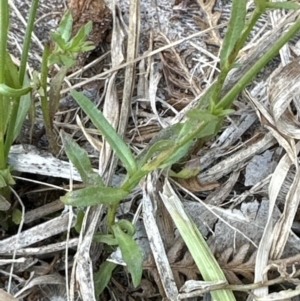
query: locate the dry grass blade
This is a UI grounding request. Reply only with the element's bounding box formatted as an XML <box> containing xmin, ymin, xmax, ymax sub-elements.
<box><xmin>142</xmin><ymin>174</ymin><xmax>178</xmax><ymax>300</ymax></box>
<box><xmin>160</xmin><ymin>179</ymin><xmax>236</xmax><ymax>301</ymax></box>
<box><xmin>253</xmin><ymin>142</ymin><xmax>300</xmax><ymax>298</ymax></box>
<box><xmin>99</xmin><ymin>1</ymin><xmax>124</xmax><ymax>175</ymax></box>
<box><xmin>118</xmin><ymin>0</ymin><xmax>139</xmax><ymax>137</ymax></box>
<box><xmin>104</xmin><ymin>0</ymin><xmax>140</xmax><ymax>181</ymax></box>
<box><xmin>14</xmin><ymin>274</ymin><xmax>65</xmax><ymax>299</ymax></box>
<box><xmin>0</xmin><ymin>213</ymin><xmax>75</xmax><ymax>253</ymax></box>
<box><xmin>73</xmin><ymin>205</ymin><xmax>103</xmax><ymax>301</ymax></box>
<box><xmin>269</xmin><ymin>57</ymin><xmax>300</xmax><ymax>139</ymax></box>
<box><xmin>0</xmin><ymin>289</ymin><xmax>18</xmax><ymax>301</ymax></box>
<box><xmin>199</xmin><ymin>132</ymin><xmax>276</xmax><ymax>183</ymax></box>
<box><xmin>270</xmin><ymin>155</ymin><xmax>300</xmax><ymax>258</ymax></box>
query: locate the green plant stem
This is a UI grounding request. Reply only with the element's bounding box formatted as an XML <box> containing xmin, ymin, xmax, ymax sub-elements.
<box><xmin>3</xmin><ymin>0</ymin><xmax>39</xmax><ymax>160</ymax></box>
<box><xmin>143</xmin><ymin>121</ymin><xmax>206</xmax><ymax>171</ymax></box>
<box><xmin>107</xmin><ymin>203</ymin><xmax>117</xmax><ymax>229</ymax></box>
<box><xmin>18</xmin><ymin>0</ymin><xmax>39</xmax><ymax>84</ymax></box>
<box><xmin>230</xmin><ymin>5</ymin><xmax>265</xmax><ymax>64</ymax></box>
<box><xmin>216</xmin><ymin>17</ymin><xmax>300</xmax><ymax>110</ymax></box>
<box><xmin>0</xmin><ymin>0</ymin><xmax>9</xmax><ymax>169</ymax></box>
<box><xmin>211</xmin><ymin>3</ymin><xmax>265</xmax><ymax>108</ymax></box>
<box><xmin>40</xmin><ymin>44</ymin><xmax>52</xmax><ymax>137</ymax></box>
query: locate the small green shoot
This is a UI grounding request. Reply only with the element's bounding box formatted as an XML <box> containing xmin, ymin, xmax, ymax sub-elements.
<box><xmin>48</xmin><ymin>11</ymin><xmax>95</xmax><ymax>68</ymax></box>
<box><xmin>38</xmin><ymin>10</ymin><xmax>95</xmax><ymax>154</ymax></box>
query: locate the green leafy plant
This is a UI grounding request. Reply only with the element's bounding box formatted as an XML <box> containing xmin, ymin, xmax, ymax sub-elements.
<box><xmin>0</xmin><ymin>1</ymin><xmax>94</xmax><ymax>203</ymax></box>
<box><xmin>60</xmin><ymin>0</ymin><xmax>300</xmax><ymax>299</ymax></box>
<box><xmin>37</xmin><ymin>11</ymin><xmax>95</xmax><ymax>154</ymax></box>
<box><xmin>0</xmin><ymin>0</ymin><xmax>38</xmax><ymax>203</ymax></box>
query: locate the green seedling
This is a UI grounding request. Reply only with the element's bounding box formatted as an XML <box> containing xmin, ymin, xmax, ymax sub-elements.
<box><xmin>38</xmin><ymin>11</ymin><xmax>95</xmax><ymax>154</ymax></box>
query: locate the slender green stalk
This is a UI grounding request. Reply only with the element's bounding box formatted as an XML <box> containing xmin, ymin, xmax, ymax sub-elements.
<box><xmin>40</xmin><ymin>43</ymin><xmax>61</xmax><ymax>153</ymax></box>
<box><xmin>211</xmin><ymin>3</ymin><xmax>265</xmax><ymax>108</ymax></box>
<box><xmin>40</xmin><ymin>44</ymin><xmax>52</xmax><ymax>136</ymax></box>
<box><xmin>41</xmin><ymin>44</ymin><xmax>51</xmax><ymax>123</ymax></box>
<box><xmin>107</xmin><ymin>203</ymin><xmax>117</xmax><ymax>229</ymax></box>
<box><xmin>4</xmin><ymin>0</ymin><xmax>39</xmax><ymax>159</ymax></box>
<box><xmin>18</xmin><ymin>0</ymin><xmax>39</xmax><ymax>84</ymax></box>
<box><xmin>216</xmin><ymin>17</ymin><xmax>300</xmax><ymax>110</ymax></box>
<box><xmin>0</xmin><ymin>0</ymin><xmax>9</xmax><ymax>169</ymax></box>
<box><xmin>230</xmin><ymin>5</ymin><xmax>265</xmax><ymax>64</ymax></box>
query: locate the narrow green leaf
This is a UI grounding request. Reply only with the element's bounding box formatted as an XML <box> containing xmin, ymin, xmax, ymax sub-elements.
<box><xmin>79</xmin><ymin>43</ymin><xmax>96</xmax><ymax>52</ymax></box>
<box><xmin>13</xmin><ymin>74</ymin><xmax>32</xmax><ymax>141</ymax></box>
<box><xmin>214</xmin><ymin>109</ymin><xmax>235</xmax><ymax>117</ymax></box>
<box><xmin>137</xmin><ymin>140</ymin><xmax>175</xmax><ymax>167</ymax></box>
<box><xmin>0</xmin><ymin>167</ymin><xmax>15</xmax><ymax>187</ymax></box>
<box><xmin>12</xmin><ymin>209</ymin><xmax>22</xmax><ymax>225</ymax></box>
<box><xmin>83</xmin><ymin>21</ymin><xmax>93</xmax><ymax>36</ymax></box>
<box><xmin>61</xmin><ymin>186</ymin><xmax>128</xmax><ymax>207</ymax></box>
<box><xmin>93</xmin><ymin>233</ymin><xmax>118</xmax><ymax>245</ymax></box>
<box><xmin>116</xmin><ymin>219</ymin><xmax>136</xmax><ymax>236</ymax></box>
<box><xmin>194</xmin><ymin>119</ymin><xmax>219</xmax><ymax>139</ymax></box>
<box><xmin>61</xmin><ymin>131</ymin><xmax>104</xmax><ymax>187</ymax></box>
<box><xmin>57</xmin><ymin>10</ymin><xmax>73</xmax><ymax>42</ymax></box>
<box><xmin>220</xmin><ymin>0</ymin><xmax>247</xmax><ymax>68</ymax></box>
<box><xmin>0</xmin><ymin>175</ymin><xmax>6</xmax><ymax>188</ymax></box>
<box><xmin>48</xmin><ymin>53</ymin><xmax>75</xmax><ymax>68</ymax></box>
<box><xmin>141</xmin><ymin>140</ymin><xmax>192</xmax><ymax>171</ymax></box>
<box><xmin>112</xmin><ymin>223</ymin><xmax>143</xmax><ymax>287</ymax></box>
<box><xmin>4</xmin><ymin>52</ymin><xmax>21</xmax><ymax>89</ymax></box>
<box><xmin>177</xmin><ymin>120</ymin><xmax>195</xmax><ymax>140</ymax></box>
<box><xmin>136</xmin><ymin>123</ymin><xmax>183</xmax><ymax>161</ymax></box>
<box><xmin>74</xmin><ymin>210</ymin><xmax>85</xmax><ymax>233</ymax></box>
<box><xmin>0</xmin><ymin>83</ymin><xmax>31</xmax><ymax>97</ymax></box>
<box><xmin>94</xmin><ymin>261</ymin><xmax>117</xmax><ymax>297</ymax></box>
<box><xmin>186</xmin><ymin>109</ymin><xmax>219</xmax><ymax>122</ymax></box>
<box><xmin>71</xmin><ymin>90</ymin><xmax>137</xmax><ymax>175</ymax></box>
<box><xmin>161</xmin><ymin>180</ymin><xmax>236</xmax><ymax>301</ymax></box>
<box><xmin>50</xmin><ymin>32</ymin><xmax>68</xmax><ymax>50</ymax></box>
<box><xmin>49</xmin><ymin>67</ymin><xmax>68</xmax><ymax>120</ymax></box>
<box><xmin>67</xmin><ymin>21</ymin><xmax>93</xmax><ymax>51</ymax></box>
<box><xmin>266</xmin><ymin>2</ymin><xmax>300</xmax><ymax>9</ymax></box>
<box><xmin>159</xmin><ymin>141</ymin><xmax>193</xmax><ymax>169</ymax></box>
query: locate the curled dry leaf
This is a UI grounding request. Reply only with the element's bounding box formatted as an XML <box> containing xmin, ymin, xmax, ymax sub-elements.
<box><xmin>268</xmin><ymin>57</ymin><xmax>300</xmax><ymax>139</ymax></box>
<box><xmin>174</xmin><ymin>157</ymin><xmax>219</xmax><ymax>192</ymax></box>
<box><xmin>176</xmin><ymin>176</ymin><xmax>219</xmax><ymax>192</ymax></box>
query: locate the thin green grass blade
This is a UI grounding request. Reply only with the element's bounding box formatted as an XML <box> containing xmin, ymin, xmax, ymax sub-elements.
<box><xmin>13</xmin><ymin>75</ymin><xmax>32</xmax><ymax>141</ymax></box>
<box><xmin>220</xmin><ymin>0</ymin><xmax>247</xmax><ymax>68</ymax></box>
<box><xmin>71</xmin><ymin>90</ymin><xmax>137</xmax><ymax>175</ymax></box>
<box><xmin>60</xmin><ymin>131</ymin><xmax>104</xmax><ymax>187</ymax></box>
<box><xmin>160</xmin><ymin>180</ymin><xmax>236</xmax><ymax>301</ymax></box>
<box><xmin>61</xmin><ymin>185</ymin><xmax>128</xmax><ymax>207</ymax></box>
